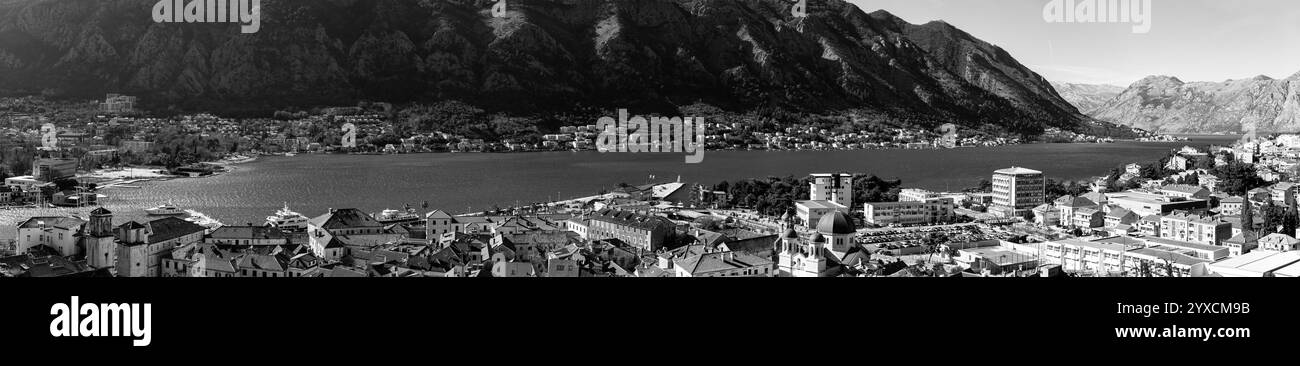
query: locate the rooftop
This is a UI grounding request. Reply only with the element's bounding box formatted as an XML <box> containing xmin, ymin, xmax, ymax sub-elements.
<box><xmin>994</xmin><ymin>167</ymin><xmax>1042</xmax><ymax>175</ymax></box>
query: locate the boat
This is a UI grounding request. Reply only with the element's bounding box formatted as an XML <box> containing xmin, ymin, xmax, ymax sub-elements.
<box><xmin>375</xmin><ymin>208</ymin><xmax>420</xmax><ymax>224</ymax></box>
<box><xmin>145</xmin><ymin>202</ymin><xmax>185</xmax><ymax>216</ymax></box>
<box><xmin>265</xmin><ymin>203</ymin><xmax>310</xmax><ymax>231</ymax></box>
<box><xmin>183</xmin><ymin>210</ymin><xmax>224</xmax><ymax>232</ymax></box>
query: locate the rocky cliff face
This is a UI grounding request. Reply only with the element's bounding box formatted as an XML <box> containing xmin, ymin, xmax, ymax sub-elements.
<box><xmin>0</xmin><ymin>0</ymin><xmax>1088</xmax><ymax>133</ymax></box>
<box><xmin>1050</xmin><ymin>82</ymin><xmax>1124</xmax><ymax>115</ymax></box>
<box><xmin>1089</xmin><ymin>74</ymin><xmax>1300</xmax><ymax>134</ymax></box>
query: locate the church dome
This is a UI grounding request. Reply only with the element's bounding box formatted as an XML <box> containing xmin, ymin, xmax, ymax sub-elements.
<box><xmin>816</xmin><ymin>211</ymin><xmax>855</xmax><ymax>235</ymax></box>
<box><xmin>783</xmin><ymin>229</ymin><xmax>799</xmax><ymax>239</ymax></box>
<box><xmin>811</xmin><ymin>233</ymin><xmax>826</xmax><ymax>243</ymax></box>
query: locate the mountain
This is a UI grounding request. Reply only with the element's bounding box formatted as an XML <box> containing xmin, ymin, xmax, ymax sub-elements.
<box><xmin>0</xmin><ymin>0</ymin><xmax>1090</xmax><ymax>134</ymax></box>
<box><xmin>1050</xmin><ymin>82</ymin><xmax>1124</xmax><ymax>115</ymax></box>
<box><xmin>1089</xmin><ymin>74</ymin><xmax>1300</xmax><ymax>134</ymax></box>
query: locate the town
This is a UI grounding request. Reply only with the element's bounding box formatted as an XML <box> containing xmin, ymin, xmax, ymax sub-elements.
<box><xmin>4</xmin><ymin>130</ymin><xmax>1299</xmax><ymax>278</ymax></box>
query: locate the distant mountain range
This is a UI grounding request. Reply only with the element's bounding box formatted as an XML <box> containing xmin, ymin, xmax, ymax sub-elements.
<box><xmin>0</xmin><ymin>0</ymin><xmax>1107</xmax><ymax>135</ymax></box>
<box><xmin>1058</xmin><ymin>73</ymin><xmax>1300</xmax><ymax>134</ymax></box>
<box><xmin>1049</xmin><ymin>82</ymin><xmax>1124</xmax><ymax>115</ymax></box>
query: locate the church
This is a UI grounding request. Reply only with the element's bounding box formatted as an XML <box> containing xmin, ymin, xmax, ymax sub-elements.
<box><xmin>775</xmin><ymin>211</ymin><xmax>871</xmax><ymax>277</ymax></box>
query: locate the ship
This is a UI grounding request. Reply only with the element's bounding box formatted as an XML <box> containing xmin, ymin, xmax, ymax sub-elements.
<box><xmin>375</xmin><ymin>208</ymin><xmax>421</xmax><ymax>225</ymax></box>
<box><xmin>265</xmin><ymin>203</ymin><xmax>310</xmax><ymax>231</ymax></box>
<box><xmin>145</xmin><ymin>202</ymin><xmax>185</xmax><ymax>216</ymax></box>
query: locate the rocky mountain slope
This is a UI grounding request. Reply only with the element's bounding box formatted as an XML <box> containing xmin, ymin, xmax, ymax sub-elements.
<box><xmin>0</xmin><ymin>0</ymin><xmax>1090</xmax><ymax>134</ymax></box>
<box><xmin>1050</xmin><ymin>81</ymin><xmax>1124</xmax><ymax>115</ymax></box>
<box><xmin>1089</xmin><ymin>73</ymin><xmax>1300</xmax><ymax>134</ymax></box>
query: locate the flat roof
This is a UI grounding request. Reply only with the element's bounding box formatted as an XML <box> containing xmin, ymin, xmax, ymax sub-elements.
<box><xmin>1138</xmin><ymin>237</ymin><xmax>1225</xmax><ymax>252</ymax></box>
<box><xmin>994</xmin><ymin>167</ymin><xmax>1042</xmax><ymax>175</ymax></box>
<box><xmin>1211</xmin><ymin>251</ymin><xmax>1300</xmax><ymax>273</ymax></box>
<box><xmin>1272</xmin><ymin>260</ymin><xmax>1300</xmax><ymax>277</ymax></box>
<box><xmin>797</xmin><ymin>200</ymin><xmax>847</xmax><ymax>210</ymax></box>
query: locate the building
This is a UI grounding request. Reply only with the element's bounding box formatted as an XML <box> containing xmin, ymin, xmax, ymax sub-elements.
<box><xmin>1218</xmin><ymin>196</ymin><xmax>1244</xmax><ymax>216</ymax></box>
<box><xmin>672</xmin><ymin>250</ymin><xmax>774</xmax><ymax>277</ymax></box>
<box><xmin>586</xmin><ymin>209</ymin><xmax>672</xmax><ymax>252</ymax></box>
<box><xmin>1071</xmin><ymin>208</ymin><xmax>1104</xmax><ymax>229</ymax></box>
<box><xmin>425</xmin><ymin>210</ymin><xmax>463</xmax><ymax>240</ymax></box>
<box><xmin>115</xmin><ymin>217</ymin><xmax>208</xmax><ymax>277</ymax></box>
<box><xmin>1270</xmin><ymin>182</ymin><xmax>1297</xmax><ymax>206</ymax></box>
<box><xmin>1106</xmin><ymin>190</ymin><xmax>1209</xmax><ymax>217</ymax></box>
<box><xmin>101</xmin><ymin>94</ymin><xmax>137</xmax><ymax>113</ymax></box>
<box><xmin>84</xmin><ymin>208</ymin><xmax>117</xmax><ymax>269</ymax></box>
<box><xmin>809</xmin><ymin>173</ymin><xmax>853</xmax><ymax>208</ymax></box>
<box><xmin>206</xmin><ymin>226</ymin><xmax>289</xmax><ymax>246</ymax></box>
<box><xmin>1257</xmin><ymin>233</ymin><xmax>1300</xmax><ymax>252</ymax></box>
<box><xmin>307</xmin><ymin>208</ymin><xmax>397</xmax><ymax>260</ymax></box>
<box><xmin>1158</xmin><ymin>211</ymin><xmax>1232</xmax><ymax>246</ymax></box>
<box><xmin>1208</xmin><ymin>251</ymin><xmax>1300</xmax><ymax>277</ymax></box>
<box><xmin>863</xmin><ymin>199</ymin><xmax>954</xmax><ymax>226</ymax></box>
<box><xmin>1104</xmin><ymin>207</ymin><xmax>1139</xmax><ymax>229</ymax></box>
<box><xmin>31</xmin><ymin>158</ymin><xmax>78</xmax><ymax>182</ymax></box>
<box><xmin>1053</xmin><ymin>195</ymin><xmax>1099</xmax><ymax>228</ymax></box>
<box><xmin>1032</xmin><ymin>204</ymin><xmax>1059</xmax><ymax>227</ymax></box>
<box><xmin>794</xmin><ymin>199</ymin><xmax>850</xmax><ymax>229</ymax></box>
<box><xmin>1160</xmin><ymin>185</ymin><xmax>1211</xmax><ymax>200</ymax></box>
<box><xmin>14</xmin><ymin>216</ymin><xmax>86</xmax><ymax>257</ymax></box>
<box><xmin>1165</xmin><ymin>156</ymin><xmax>1188</xmax><ymax>171</ymax></box>
<box><xmin>776</xmin><ymin>211</ymin><xmax>869</xmax><ymax>277</ymax></box>
<box><xmin>990</xmin><ymin>167</ymin><xmax>1045</xmax><ymax>219</ymax></box>
<box><xmin>899</xmin><ymin>188</ymin><xmax>943</xmax><ymax>203</ymax></box>
<box><xmin>1041</xmin><ymin>238</ymin><xmax>1210</xmax><ymax>277</ymax></box>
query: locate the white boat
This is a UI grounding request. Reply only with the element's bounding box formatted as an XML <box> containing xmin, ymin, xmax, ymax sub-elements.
<box><xmin>145</xmin><ymin>202</ymin><xmax>185</xmax><ymax>216</ymax></box>
<box><xmin>375</xmin><ymin>208</ymin><xmax>420</xmax><ymax>224</ymax></box>
<box><xmin>265</xmin><ymin>203</ymin><xmax>310</xmax><ymax>230</ymax></box>
<box><xmin>184</xmin><ymin>210</ymin><xmax>224</xmax><ymax>231</ymax></box>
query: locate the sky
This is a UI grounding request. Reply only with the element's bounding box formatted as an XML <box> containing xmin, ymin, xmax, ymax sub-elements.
<box><xmin>847</xmin><ymin>0</ymin><xmax>1300</xmax><ymax>86</ymax></box>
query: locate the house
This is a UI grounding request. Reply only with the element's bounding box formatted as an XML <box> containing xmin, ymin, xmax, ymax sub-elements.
<box><xmin>1160</xmin><ymin>185</ymin><xmax>1211</xmax><ymax>200</ymax></box>
<box><xmin>307</xmin><ymin>208</ymin><xmax>400</xmax><ymax>259</ymax></box>
<box><xmin>1257</xmin><ymin>233</ymin><xmax>1300</xmax><ymax>252</ymax></box>
<box><xmin>15</xmin><ymin>216</ymin><xmax>86</xmax><ymax>257</ymax></box>
<box><xmin>115</xmin><ymin>217</ymin><xmax>208</xmax><ymax>277</ymax></box>
<box><xmin>672</xmin><ymin>250</ymin><xmax>774</xmax><ymax>277</ymax></box>
<box><xmin>1104</xmin><ymin>207</ymin><xmax>1139</xmax><ymax>229</ymax></box>
<box><xmin>1033</xmin><ymin>204</ymin><xmax>1059</xmax><ymax>227</ymax></box>
<box><xmin>206</xmin><ymin>226</ymin><xmax>289</xmax><ymax>247</ymax></box>
<box><xmin>1138</xmin><ymin>215</ymin><xmax>1161</xmax><ymax>237</ymax></box>
<box><xmin>1270</xmin><ymin>182</ymin><xmax>1297</xmax><ymax>206</ymax></box>
<box><xmin>1054</xmin><ymin>195</ymin><xmax>1098</xmax><ymax>228</ymax></box>
<box><xmin>1218</xmin><ymin>196</ymin><xmax>1244</xmax><ymax>216</ymax></box>
<box><xmin>1071</xmin><ymin>208</ymin><xmax>1104</xmax><ymax>229</ymax></box>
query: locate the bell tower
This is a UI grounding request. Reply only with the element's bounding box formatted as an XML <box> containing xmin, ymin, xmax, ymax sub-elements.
<box><xmin>85</xmin><ymin>208</ymin><xmax>117</xmax><ymax>269</ymax></box>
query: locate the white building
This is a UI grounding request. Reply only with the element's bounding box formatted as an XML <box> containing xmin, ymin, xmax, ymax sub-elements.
<box><xmin>809</xmin><ymin>173</ymin><xmax>853</xmax><ymax>208</ymax></box>
<box><xmin>15</xmin><ymin>216</ymin><xmax>86</xmax><ymax>257</ymax></box>
<box><xmin>990</xmin><ymin>167</ymin><xmax>1045</xmax><ymax>219</ymax></box>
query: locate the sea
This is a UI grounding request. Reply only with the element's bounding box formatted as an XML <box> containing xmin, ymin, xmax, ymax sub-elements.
<box><xmin>0</xmin><ymin>135</ymin><xmax>1240</xmax><ymax>239</ymax></box>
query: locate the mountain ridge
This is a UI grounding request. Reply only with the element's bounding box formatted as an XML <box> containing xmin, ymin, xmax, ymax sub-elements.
<box><xmin>1089</xmin><ymin>71</ymin><xmax>1300</xmax><ymax>134</ymax></box>
<box><xmin>0</xmin><ymin>0</ymin><xmax>1091</xmax><ymax>135</ymax></box>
